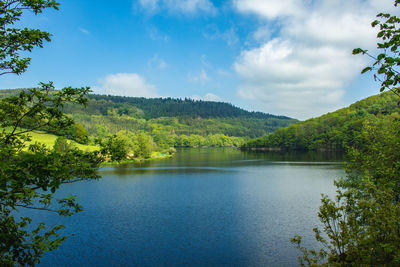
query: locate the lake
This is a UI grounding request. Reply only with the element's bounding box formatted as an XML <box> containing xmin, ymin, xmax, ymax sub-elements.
<box><xmin>35</xmin><ymin>148</ymin><xmax>344</xmax><ymax>266</ymax></box>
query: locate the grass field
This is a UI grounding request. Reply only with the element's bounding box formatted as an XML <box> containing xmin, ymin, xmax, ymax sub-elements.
<box><xmin>2</xmin><ymin>128</ymin><xmax>99</xmax><ymax>152</ymax></box>
<box><xmin>27</xmin><ymin>131</ymin><xmax>99</xmax><ymax>151</ymax></box>
<box><xmin>2</xmin><ymin>128</ymin><xmax>173</xmax><ymax>164</ymax></box>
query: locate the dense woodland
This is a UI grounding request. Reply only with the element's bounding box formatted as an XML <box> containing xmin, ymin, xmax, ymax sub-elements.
<box><xmin>0</xmin><ymin>89</ymin><xmax>297</xmax><ymax>148</ymax></box>
<box><xmin>241</xmin><ymin>91</ymin><xmax>399</xmax><ymax>151</ymax></box>
<box><xmin>88</xmin><ymin>94</ymin><xmax>292</xmax><ymax>119</ymax></box>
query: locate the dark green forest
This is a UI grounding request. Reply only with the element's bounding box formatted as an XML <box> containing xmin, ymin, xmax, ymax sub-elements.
<box><xmin>88</xmin><ymin>94</ymin><xmax>292</xmax><ymax>119</ymax></box>
<box><xmin>241</xmin><ymin>91</ymin><xmax>399</xmax><ymax>151</ymax></box>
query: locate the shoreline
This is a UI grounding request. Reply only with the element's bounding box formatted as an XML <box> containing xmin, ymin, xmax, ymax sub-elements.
<box><xmin>100</xmin><ymin>152</ymin><xmax>173</xmax><ymax>166</ymax></box>
<box><xmin>239</xmin><ymin>147</ymin><xmax>344</xmax><ymax>152</ymax></box>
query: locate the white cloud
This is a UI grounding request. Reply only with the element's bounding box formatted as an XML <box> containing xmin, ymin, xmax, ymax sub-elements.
<box><xmin>233</xmin><ymin>0</ymin><xmax>305</xmax><ymax>20</ymax></box>
<box><xmin>203</xmin><ymin>25</ymin><xmax>239</xmax><ymax>46</ymax></box>
<box><xmin>139</xmin><ymin>0</ymin><xmax>216</xmax><ymax>15</ymax></box>
<box><xmin>189</xmin><ymin>69</ymin><xmax>210</xmax><ymax>83</ymax></box>
<box><xmin>148</xmin><ymin>27</ymin><xmax>170</xmax><ymax>41</ymax></box>
<box><xmin>191</xmin><ymin>93</ymin><xmax>222</xmax><ymax>102</ymax></box>
<box><xmin>148</xmin><ymin>54</ymin><xmax>169</xmax><ymax>69</ymax></box>
<box><xmin>139</xmin><ymin>0</ymin><xmax>159</xmax><ymax>12</ymax></box>
<box><xmin>252</xmin><ymin>25</ymin><xmax>271</xmax><ymax>42</ymax></box>
<box><xmin>79</xmin><ymin>28</ymin><xmax>89</xmax><ymax>34</ymax></box>
<box><xmin>217</xmin><ymin>68</ymin><xmax>230</xmax><ymax>77</ymax></box>
<box><xmin>233</xmin><ymin>0</ymin><xmax>391</xmax><ymax>119</ymax></box>
<box><xmin>92</xmin><ymin>73</ymin><xmax>158</xmax><ymax>98</ymax></box>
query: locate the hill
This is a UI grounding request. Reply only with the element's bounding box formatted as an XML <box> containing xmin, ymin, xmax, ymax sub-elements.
<box><xmin>0</xmin><ymin>89</ymin><xmax>297</xmax><ymax>147</ymax></box>
<box><xmin>240</xmin><ymin>91</ymin><xmax>399</xmax><ymax>151</ymax></box>
<box><xmin>88</xmin><ymin>94</ymin><xmax>291</xmax><ymax>120</ymax></box>
<box><xmin>62</xmin><ymin>94</ymin><xmax>296</xmax><ymax>139</ymax></box>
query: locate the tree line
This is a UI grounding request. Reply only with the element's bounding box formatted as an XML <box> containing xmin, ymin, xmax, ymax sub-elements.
<box><xmin>87</xmin><ymin>94</ymin><xmax>293</xmax><ymax>120</ymax></box>
<box><xmin>241</xmin><ymin>91</ymin><xmax>399</xmax><ymax>151</ymax></box>
<box><xmin>0</xmin><ymin>89</ymin><xmax>297</xmax><ymax>141</ymax></box>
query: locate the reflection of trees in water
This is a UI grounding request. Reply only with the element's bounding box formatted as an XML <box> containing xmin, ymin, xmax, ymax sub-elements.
<box><xmin>100</xmin><ymin>148</ymin><xmax>343</xmax><ymax>178</ymax></box>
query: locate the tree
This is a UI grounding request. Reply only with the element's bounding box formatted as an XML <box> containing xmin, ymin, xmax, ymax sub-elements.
<box><xmin>0</xmin><ymin>83</ymin><xmax>102</xmax><ymax>265</ymax></box>
<box><xmin>50</xmin><ymin>122</ymin><xmax>89</xmax><ymax>144</ymax></box>
<box><xmin>0</xmin><ymin>1</ymin><xmax>103</xmax><ymax>265</ymax></box>
<box><xmin>133</xmin><ymin>133</ymin><xmax>154</xmax><ymax>159</ymax></box>
<box><xmin>53</xmin><ymin>136</ymin><xmax>73</xmax><ymax>153</ymax></box>
<box><xmin>292</xmin><ymin>1</ymin><xmax>400</xmax><ymax>265</ymax></box>
<box><xmin>353</xmin><ymin>0</ymin><xmax>400</xmax><ymax>97</ymax></box>
<box><xmin>0</xmin><ymin>0</ymin><xmax>59</xmax><ymax>76</ymax></box>
<box><xmin>291</xmin><ymin>116</ymin><xmax>400</xmax><ymax>266</ymax></box>
<box><xmin>72</xmin><ymin>122</ymin><xmax>89</xmax><ymax>144</ymax></box>
<box><xmin>97</xmin><ymin>133</ymin><xmax>131</xmax><ymax>162</ymax></box>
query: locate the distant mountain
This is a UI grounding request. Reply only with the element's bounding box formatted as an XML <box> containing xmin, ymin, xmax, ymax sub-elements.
<box><xmin>240</xmin><ymin>91</ymin><xmax>399</xmax><ymax>150</ymax></box>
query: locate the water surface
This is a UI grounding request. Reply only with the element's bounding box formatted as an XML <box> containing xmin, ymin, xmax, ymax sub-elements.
<box><xmin>34</xmin><ymin>148</ymin><xmax>344</xmax><ymax>266</ymax></box>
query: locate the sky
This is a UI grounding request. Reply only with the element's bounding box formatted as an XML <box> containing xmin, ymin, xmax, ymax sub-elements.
<box><xmin>0</xmin><ymin>0</ymin><xmax>398</xmax><ymax>120</ymax></box>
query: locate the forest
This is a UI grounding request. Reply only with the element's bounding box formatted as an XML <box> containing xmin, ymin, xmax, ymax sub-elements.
<box><xmin>0</xmin><ymin>88</ymin><xmax>297</xmax><ymax>150</ymax></box>
<box><xmin>0</xmin><ymin>87</ymin><xmax>298</xmax><ymax>165</ymax></box>
<box><xmin>241</xmin><ymin>91</ymin><xmax>399</xmax><ymax>151</ymax></box>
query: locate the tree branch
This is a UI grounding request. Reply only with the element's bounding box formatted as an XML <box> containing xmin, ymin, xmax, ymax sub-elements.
<box><xmin>14</xmin><ymin>204</ymin><xmax>59</xmax><ymax>213</ymax></box>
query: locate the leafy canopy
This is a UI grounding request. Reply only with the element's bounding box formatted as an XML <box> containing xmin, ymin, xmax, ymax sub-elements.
<box><xmin>0</xmin><ymin>0</ymin><xmax>59</xmax><ymax>76</ymax></box>
<box><xmin>353</xmin><ymin>0</ymin><xmax>400</xmax><ymax>97</ymax></box>
<box><xmin>0</xmin><ymin>1</ymin><xmax>103</xmax><ymax>265</ymax></box>
<box><xmin>0</xmin><ymin>83</ymin><xmax>103</xmax><ymax>265</ymax></box>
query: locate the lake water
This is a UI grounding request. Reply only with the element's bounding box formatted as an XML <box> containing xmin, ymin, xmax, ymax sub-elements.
<box><xmin>35</xmin><ymin>148</ymin><xmax>344</xmax><ymax>266</ymax></box>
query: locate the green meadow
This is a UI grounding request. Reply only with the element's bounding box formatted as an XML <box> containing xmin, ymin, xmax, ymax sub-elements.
<box><xmin>2</xmin><ymin>127</ymin><xmax>99</xmax><ymax>152</ymax></box>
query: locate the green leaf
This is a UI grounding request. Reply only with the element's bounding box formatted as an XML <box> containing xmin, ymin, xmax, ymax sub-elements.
<box><xmin>377</xmin><ymin>53</ymin><xmax>386</xmax><ymax>61</ymax></box>
<box><xmin>371</xmin><ymin>20</ymin><xmax>380</xmax><ymax>27</ymax></box>
<box><xmin>361</xmin><ymin>67</ymin><xmax>372</xmax><ymax>74</ymax></box>
<box><xmin>352</xmin><ymin>48</ymin><xmax>365</xmax><ymax>55</ymax></box>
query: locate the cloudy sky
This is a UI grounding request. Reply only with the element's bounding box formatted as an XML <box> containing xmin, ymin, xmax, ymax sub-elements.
<box><xmin>1</xmin><ymin>0</ymin><xmax>398</xmax><ymax>119</ymax></box>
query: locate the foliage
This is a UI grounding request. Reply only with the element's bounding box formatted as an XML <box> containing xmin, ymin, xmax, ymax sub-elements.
<box><xmin>97</xmin><ymin>133</ymin><xmax>131</xmax><ymax>162</ymax></box>
<box><xmin>344</xmin><ymin>115</ymin><xmax>400</xmax><ymax>197</ymax></box>
<box><xmin>241</xmin><ymin>92</ymin><xmax>399</xmax><ymax>151</ymax></box>
<box><xmin>0</xmin><ymin>0</ymin><xmax>59</xmax><ymax>76</ymax></box>
<box><xmin>96</xmin><ymin>132</ymin><xmax>160</xmax><ymax>161</ymax></box>
<box><xmin>87</xmin><ymin>94</ymin><xmax>294</xmax><ymax>120</ymax></box>
<box><xmin>53</xmin><ymin>136</ymin><xmax>73</xmax><ymax>153</ymax></box>
<box><xmin>291</xmin><ymin>115</ymin><xmax>400</xmax><ymax>266</ymax></box>
<box><xmin>353</xmin><ymin>0</ymin><xmax>400</xmax><ymax>97</ymax></box>
<box><xmin>74</xmin><ymin>112</ymin><xmax>278</xmax><ymax>140</ymax></box>
<box><xmin>68</xmin><ymin>122</ymin><xmax>88</xmax><ymax>144</ymax></box>
<box><xmin>132</xmin><ymin>133</ymin><xmax>154</xmax><ymax>159</ymax></box>
<box><xmin>292</xmin><ymin>3</ymin><xmax>400</xmax><ymax>265</ymax></box>
<box><xmin>0</xmin><ymin>1</ymin><xmax>104</xmax><ymax>265</ymax></box>
<box><xmin>166</xmin><ymin>147</ymin><xmax>176</xmax><ymax>155</ymax></box>
<box><xmin>0</xmin><ymin>89</ymin><xmax>297</xmax><ymax>143</ymax></box>
<box><xmin>0</xmin><ymin>84</ymin><xmax>102</xmax><ymax>265</ymax></box>
<box><xmin>58</xmin><ymin>95</ymin><xmax>296</xmax><ymax>139</ymax></box>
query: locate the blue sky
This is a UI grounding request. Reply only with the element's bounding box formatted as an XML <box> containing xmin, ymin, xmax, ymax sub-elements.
<box><xmin>0</xmin><ymin>0</ymin><xmax>398</xmax><ymax>119</ymax></box>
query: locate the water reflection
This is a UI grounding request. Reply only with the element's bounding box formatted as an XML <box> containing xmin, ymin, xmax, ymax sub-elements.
<box><xmin>101</xmin><ymin>148</ymin><xmax>343</xmax><ymax>176</ymax></box>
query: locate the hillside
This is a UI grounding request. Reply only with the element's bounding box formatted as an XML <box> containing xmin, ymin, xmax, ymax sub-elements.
<box><xmin>241</xmin><ymin>91</ymin><xmax>400</xmax><ymax>151</ymax></box>
<box><xmin>88</xmin><ymin>94</ymin><xmax>291</xmax><ymax>120</ymax></box>
<box><xmin>55</xmin><ymin>94</ymin><xmax>296</xmax><ymax>139</ymax></box>
<box><xmin>0</xmin><ymin>89</ymin><xmax>297</xmax><ymax>147</ymax></box>
<box><xmin>0</xmin><ymin>89</ymin><xmax>292</xmax><ymax>119</ymax></box>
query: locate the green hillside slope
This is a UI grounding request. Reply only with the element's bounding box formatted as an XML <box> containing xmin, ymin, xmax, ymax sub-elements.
<box><xmin>0</xmin><ymin>89</ymin><xmax>297</xmax><ymax>147</ymax></box>
<box><xmin>241</xmin><ymin>92</ymin><xmax>399</xmax><ymax>151</ymax></box>
<box><xmin>59</xmin><ymin>94</ymin><xmax>296</xmax><ymax>139</ymax></box>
